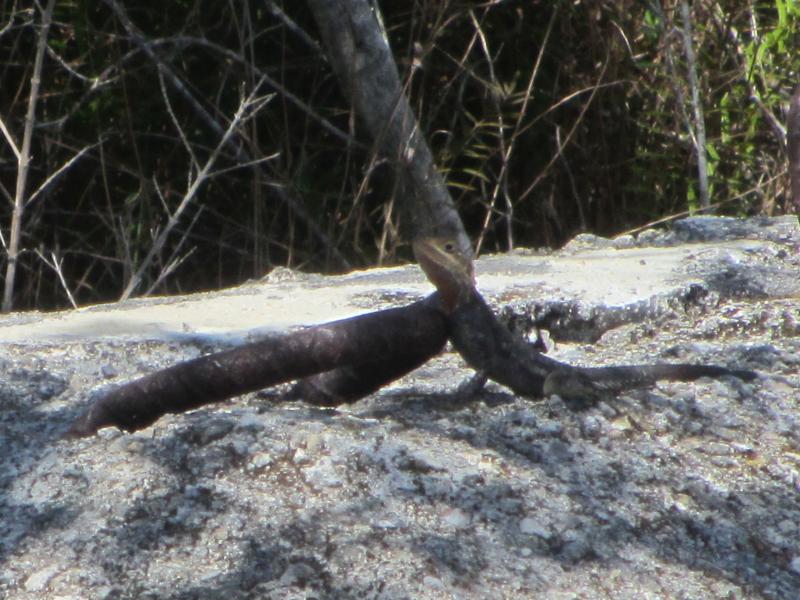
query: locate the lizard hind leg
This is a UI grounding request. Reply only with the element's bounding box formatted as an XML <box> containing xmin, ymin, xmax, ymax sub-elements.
<box><xmin>542</xmin><ymin>368</ymin><xmax>610</xmax><ymax>410</ymax></box>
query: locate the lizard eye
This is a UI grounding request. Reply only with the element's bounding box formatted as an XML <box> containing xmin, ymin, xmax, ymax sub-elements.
<box><xmin>443</xmin><ymin>242</ymin><xmax>455</xmax><ymax>253</ymax></box>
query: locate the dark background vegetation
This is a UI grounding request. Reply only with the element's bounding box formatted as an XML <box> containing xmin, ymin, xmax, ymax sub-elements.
<box><xmin>0</xmin><ymin>0</ymin><xmax>797</xmax><ymax>310</ymax></box>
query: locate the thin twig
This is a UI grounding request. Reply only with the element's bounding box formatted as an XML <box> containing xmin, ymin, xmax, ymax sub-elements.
<box><xmin>34</xmin><ymin>249</ymin><xmax>78</xmax><ymax>308</ymax></box>
<box><xmin>0</xmin><ymin>181</ymin><xmax>12</xmax><ymax>207</ymax></box>
<box><xmin>514</xmin><ymin>80</ymin><xmax>626</xmax><ymax>139</ymax></box>
<box><xmin>25</xmin><ymin>142</ymin><xmax>97</xmax><ymax>207</ymax></box>
<box><xmin>103</xmin><ymin>0</ymin><xmax>247</xmax><ymax>160</ymax></box>
<box><xmin>158</xmin><ymin>68</ymin><xmax>199</xmax><ymax>171</ymax></box>
<box><xmin>474</xmin><ymin>3</ymin><xmax>558</xmax><ymax>254</ymax></box>
<box><xmin>616</xmin><ymin>176</ymin><xmax>777</xmax><ymax>238</ymax></box>
<box><xmin>649</xmin><ymin>1</ymin><xmax>694</xmax><ymax>155</ymax></box>
<box><xmin>120</xmin><ymin>80</ymin><xmax>271</xmax><ymax>300</ymax></box>
<box><xmin>469</xmin><ymin>8</ymin><xmax>512</xmax><ymax>253</ymax></box>
<box><xmin>556</xmin><ymin>125</ymin><xmax>586</xmax><ymax>229</ymax></box>
<box><xmin>38</xmin><ymin>54</ymin><xmax>124</xmax><ymax>130</ymax></box>
<box><xmin>518</xmin><ymin>54</ymin><xmax>610</xmax><ymax>203</ymax></box>
<box><xmin>161</xmin><ymin>35</ymin><xmax>358</xmax><ymax>148</ymax></box>
<box><xmin>714</xmin><ymin>13</ymin><xmax>786</xmax><ymax>144</ymax></box>
<box><xmin>207</xmin><ymin>153</ymin><xmax>280</xmax><ymax>177</ymax></box>
<box><xmin>0</xmin><ymin>114</ymin><xmax>21</xmax><ymax>160</ymax></box>
<box><xmin>145</xmin><ymin>245</ymin><xmax>197</xmax><ymax>297</ymax></box>
<box><xmin>0</xmin><ymin>0</ymin><xmax>20</xmax><ymax>39</ymax></box>
<box><xmin>44</xmin><ymin>44</ymin><xmax>97</xmax><ymax>84</ymax></box>
<box><xmin>265</xmin><ymin>0</ymin><xmax>323</xmax><ymax>55</ymax></box>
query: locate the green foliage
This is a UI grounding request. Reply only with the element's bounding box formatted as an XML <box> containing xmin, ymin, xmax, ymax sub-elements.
<box><xmin>0</xmin><ymin>0</ymin><xmax>796</xmax><ymax>310</ymax></box>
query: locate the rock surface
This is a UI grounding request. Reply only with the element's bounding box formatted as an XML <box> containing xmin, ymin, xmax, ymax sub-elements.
<box><xmin>0</xmin><ymin>216</ymin><xmax>799</xmax><ymax>599</ymax></box>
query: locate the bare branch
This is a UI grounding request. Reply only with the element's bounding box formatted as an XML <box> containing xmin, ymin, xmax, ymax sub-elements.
<box><xmin>518</xmin><ymin>56</ymin><xmax>609</xmax><ymax>203</ymax></box>
<box><xmin>265</xmin><ymin>1</ymin><xmax>323</xmax><ymax>55</ymax></box>
<box><xmin>0</xmin><ymin>180</ymin><xmax>12</xmax><ymax>207</ymax></box>
<box><xmin>0</xmin><ymin>0</ymin><xmax>21</xmax><ymax>39</ymax></box>
<box><xmin>26</xmin><ymin>143</ymin><xmax>98</xmax><ymax>207</ymax></box>
<box><xmin>103</xmin><ymin>0</ymin><xmax>225</xmax><ymax>154</ymax></box>
<box><xmin>207</xmin><ymin>153</ymin><xmax>280</xmax><ymax>178</ymax></box>
<box><xmin>158</xmin><ymin>68</ymin><xmax>199</xmax><ymax>171</ymax></box>
<box><xmin>306</xmin><ymin>0</ymin><xmax>472</xmax><ymax>259</ymax></box>
<box><xmin>468</xmin><ymin>8</ymin><xmax>512</xmax><ymax>252</ymax></box>
<box><xmin>34</xmin><ymin>249</ymin><xmax>78</xmax><ymax>309</ymax></box>
<box><xmin>45</xmin><ymin>43</ymin><xmax>98</xmax><ymax>84</ymax></box>
<box><xmin>120</xmin><ymin>80</ymin><xmax>271</xmax><ymax>300</ymax></box>
<box><xmin>145</xmin><ymin>245</ymin><xmax>197</xmax><ymax>297</ymax></box>
<box><xmin>156</xmin><ymin>35</ymin><xmax>358</xmax><ymax>148</ymax></box>
<box><xmin>713</xmin><ymin>12</ymin><xmax>787</xmax><ymax>144</ymax></box>
<box><xmin>0</xmin><ymin>113</ymin><xmax>20</xmax><ymax>159</ymax></box>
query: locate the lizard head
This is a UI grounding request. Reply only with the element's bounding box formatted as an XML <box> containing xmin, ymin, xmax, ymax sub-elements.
<box><xmin>412</xmin><ymin>236</ymin><xmax>475</xmax><ymax>312</ymax></box>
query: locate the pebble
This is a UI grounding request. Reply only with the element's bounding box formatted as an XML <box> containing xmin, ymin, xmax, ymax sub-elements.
<box><xmin>519</xmin><ymin>517</ymin><xmax>549</xmax><ymax>538</ymax></box>
<box><xmin>24</xmin><ymin>564</ymin><xmax>61</xmax><ymax>592</ymax></box>
<box><xmin>442</xmin><ymin>508</ymin><xmax>470</xmax><ymax>529</ymax></box>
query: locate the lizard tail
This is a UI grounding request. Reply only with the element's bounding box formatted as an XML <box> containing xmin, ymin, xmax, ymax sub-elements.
<box><xmin>543</xmin><ymin>363</ymin><xmax>757</xmax><ymax>408</ymax></box>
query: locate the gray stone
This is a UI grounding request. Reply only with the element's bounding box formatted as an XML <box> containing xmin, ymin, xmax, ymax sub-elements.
<box><xmin>0</xmin><ymin>216</ymin><xmax>799</xmax><ymax>599</ymax></box>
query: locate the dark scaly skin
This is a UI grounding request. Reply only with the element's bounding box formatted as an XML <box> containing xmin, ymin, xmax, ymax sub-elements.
<box><xmin>282</xmin><ymin>235</ymin><xmax>478</xmax><ymax>408</ymax></box>
<box><xmin>284</xmin><ymin>293</ymin><xmax>449</xmax><ymax>406</ymax></box>
<box><xmin>282</xmin><ymin>236</ymin><xmax>476</xmax><ymax>408</ymax></box>
<box><xmin>67</xmin><ymin>295</ymin><xmax>447</xmax><ymax>437</ymax></box>
<box><xmin>418</xmin><ymin>237</ymin><xmax>757</xmax><ymax>405</ymax></box>
<box><xmin>277</xmin><ymin>237</ymin><xmax>475</xmax><ymax>408</ymax></box>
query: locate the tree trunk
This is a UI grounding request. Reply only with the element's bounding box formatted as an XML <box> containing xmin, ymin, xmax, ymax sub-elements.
<box><xmin>787</xmin><ymin>84</ymin><xmax>800</xmax><ymax>212</ymax></box>
<box><xmin>305</xmin><ymin>0</ymin><xmax>472</xmax><ymax>261</ymax></box>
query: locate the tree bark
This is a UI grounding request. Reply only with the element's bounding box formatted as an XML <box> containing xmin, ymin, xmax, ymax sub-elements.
<box><xmin>2</xmin><ymin>0</ymin><xmax>56</xmax><ymax>312</ymax></box>
<box><xmin>787</xmin><ymin>84</ymin><xmax>800</xmax><ymax>212</ymax></box>
<box><xmin>305</xmin><ymin>0</ymin><xmax>472</xmax><ymax>261</ymax></box>
<box><xmin>680</xmin><ymin>0</ymin><xmax>710</xmax><ymax>210</ymax></box>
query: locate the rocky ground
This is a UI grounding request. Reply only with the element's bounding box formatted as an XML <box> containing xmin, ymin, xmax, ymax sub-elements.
<box><xmin>1</xmin><ymin>216</ymin><xmax>799</xmax><ymax>599</ymax></box>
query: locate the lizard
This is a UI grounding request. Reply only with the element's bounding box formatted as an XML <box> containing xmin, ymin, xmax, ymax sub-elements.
<box><xmin>66</xmin><ymin>234</ymin><xmax>756</xmax><ymax>438</ymax></box>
